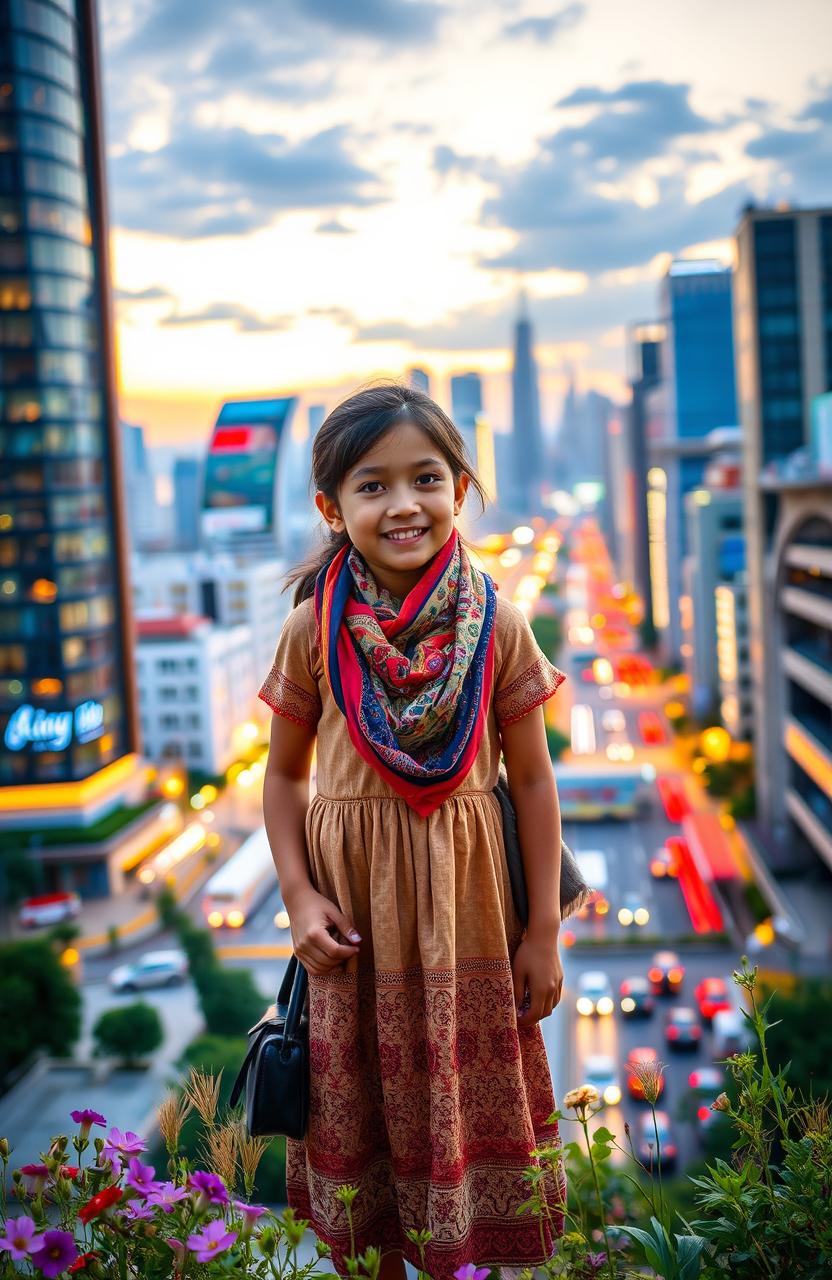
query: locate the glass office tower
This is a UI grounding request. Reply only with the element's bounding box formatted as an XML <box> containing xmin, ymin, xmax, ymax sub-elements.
<box><xmin>0</xmin><ymin>0</ymin><xmax>138</xmax><ymax>800</ymax></box>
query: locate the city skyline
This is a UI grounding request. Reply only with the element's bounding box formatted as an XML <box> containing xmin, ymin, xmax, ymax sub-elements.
<box><xmin>102</xmin><ymin>0</ymin><xmax>832</xmax><ymax>444</ymax></box>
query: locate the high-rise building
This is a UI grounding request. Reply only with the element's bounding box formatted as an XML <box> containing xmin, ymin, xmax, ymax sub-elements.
<box><xmin>510</xmin><ymin>294</ymin><xmax>544</xmax><ymax>513</ymax></box>
<box><xmin>172</xmin><ymin>457</ymin><xmax>203</xmax><ymax>550</ymax></box>
<box><xmin>645</xmin><ymin>261</ymin><xmax>738</xmax><ymax>658</ymax></box>
<box><xmin>121</xmin><ymin>420</ymin><xmax>163</xmax><ymax>550</ymax></box>
<box><xmin>621</xmin><ymin>325</ymin><xmax>663</xmax><ymax>631</ymax></box>
<box><xmin>734</xmin><ymin>206</ymin><xmax>832</xmax><ymax>875</ymax></box>
<box><xmin>407</xmin><ymin>367</ymin><xmax>431</xmax><ymax>395</ymax></box>
<box><xmin>450</xmin><ymin>371</ymin><xmax>482</xmax><ymax>467</ymax></box>
<box><xmin>0</xmin><ymin>0</ymin><xmax>142</xmax><ymax>826</ymax></box>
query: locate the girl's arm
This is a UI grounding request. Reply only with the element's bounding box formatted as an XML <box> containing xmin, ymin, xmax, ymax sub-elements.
<box><xmin>263</xmin><ymin>713</ymin><xmax>362</xmax><ymax>974</ymax></box>
<box><xmin>501</xmin><ymin>702</ymin><xmax>564</xmax><ymax>1025</ymax></box>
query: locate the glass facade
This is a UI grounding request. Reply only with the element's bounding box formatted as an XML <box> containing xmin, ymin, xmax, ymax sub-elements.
<box><xmin>821</xmin><ymin>216</ymin><xmax>832</xmax><ymax>391</ymax></box>
<box><xmin>669</xmin><ymin>270</ymin><xmax>738</xmax><ymax>439</ymax></box>
<box><xmin>752</xmin><ymin>218</ymin><xmax>804</xmax><ymax>464</ymax></box>
<box><xmin>0</xmin><ymin>0</ymin><xmax>133</xmax><ymax>784</ymax></box>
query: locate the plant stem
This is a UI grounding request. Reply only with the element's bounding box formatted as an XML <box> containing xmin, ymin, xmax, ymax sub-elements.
<box><xmin>650</xmin><ymin>1105</ymin><xmax>666</xmax><ymax>1226</ymax></box>
<box><xmin>579</xmin><ymin>1118</ymin><xmax>616</xmax><ymax>1280</ymax></box>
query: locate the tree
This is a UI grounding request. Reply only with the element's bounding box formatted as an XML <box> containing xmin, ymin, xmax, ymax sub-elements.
<box><xmin>92</xmin><ymin>1002</ymin><xmax>164</xmax><ymax>1067</ymax></box>
<box><xmin>200</xmin><ymin>968</ymin><xmax>267</xmax><ymax>1037</ymax></box>
<box><xmin>760</xmin><ymin>976</ymin><xmax>832</xmax><ymax>1098</ymax></box>
<box><xmin>0</xmin><ymin>940</ymin><xmax>81</xmax><ymax>1083</ymax></box>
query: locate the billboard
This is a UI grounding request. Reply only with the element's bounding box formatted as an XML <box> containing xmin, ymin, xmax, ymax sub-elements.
<box><xmin>202</xmin><ymin>398</ymin><xmax>297</xmax><ymax>538</ymax></box>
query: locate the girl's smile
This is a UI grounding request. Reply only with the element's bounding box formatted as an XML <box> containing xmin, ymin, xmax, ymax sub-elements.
<box><xmin>315</xmin><ymin>421</ymin><xmax>469</xmax><ymax>596</ymax></box>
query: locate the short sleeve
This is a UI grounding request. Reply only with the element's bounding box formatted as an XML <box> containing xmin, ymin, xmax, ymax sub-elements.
<box><xmin>258</xmin><ymin>599</ymin><xmax>322</xmax><ymax>729</ymax></box>
<box><xmin>493</xmin><ymin>597</ymin><xmax>567</xmax><ymax>728</ymax></box>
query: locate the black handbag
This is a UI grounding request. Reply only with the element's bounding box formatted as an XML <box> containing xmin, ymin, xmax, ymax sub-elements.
<box><xmin>493</xmin><ymin>765</ymin><xmax>592</xmax><ymax>929</ymax></box>
<box><xmin>229</xmin><ymin>952</ymin><xmax>310</xmax><ymax>1140</ymax></box>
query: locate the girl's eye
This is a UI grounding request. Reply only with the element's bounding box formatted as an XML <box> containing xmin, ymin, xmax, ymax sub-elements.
<box><xmin>358</xmin><ymin>481</ymin><xmax>384</xmax><ymax>493</ymax></box>
<box><xmin>415</xmin><ymin>473</ymin><xmax>441</xmax><ymax>485</ymax></box>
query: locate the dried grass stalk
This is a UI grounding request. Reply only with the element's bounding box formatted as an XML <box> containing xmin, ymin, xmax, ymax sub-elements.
<box><xmin>184</xmin><ymin>1069</ymin><xmax>223</xmax><ymax>1127</ymax></box>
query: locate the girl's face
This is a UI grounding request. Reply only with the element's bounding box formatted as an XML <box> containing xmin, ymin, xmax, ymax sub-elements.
<box><xmin>315</xmin><ymin>421</ymin><xmax>469</xmax><ymax>597</ymax></box>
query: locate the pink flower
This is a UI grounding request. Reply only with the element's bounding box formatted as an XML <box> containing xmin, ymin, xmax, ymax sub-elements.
<box><xmin>188</xmin><ymin>1170</ymin><xmax>228</xmax><ymax>1208</ymax></box>
<box><xmin>145</xmin><ymin>1181</ymin><xmax>188</xmax><ymax>1213</ymax></box>
<box><xmin>232</xmin><ymin>1200</ymin><xmax>267</xmax><ymax>1236</ymax></box>
<box><xmin>0</xmin><ymin>1216</ymin><xmax>47</xmax><ymax>1260</ymax></box>
<box><xmin>101</xmin><ymin>1127</ymin><xmax>146</xmax><ymax>1164</ymax></box>
<box><xmin>124</xmin><ymin>1157</ymin><xmax>160</xmax><ymax>1198</ymax></box>
<box><xmin>70</xmin><ymin>1110</ymin><xmax>106</xmax><ymax>1139</ymax></box>
<box><xmin>18</xmin><ymin>1163</ymin><xmax>49</xmax><ymax>1196</ymax></box>
<box><xmin>186</xmin><ymin>1220</ymin><xmax>237</xmax><ymax>1263</ymax></box>
<box><xmin>454</xmin><ymin>1266</ymin><xmax>491</xmax><ymax>1280</ymax></box>
<box><xmin>167</xmin><ymin>1238</ymin><xmax>186</xmax><ymax>1266</ymax></box>
<box><xmin>30</xmin><ymin>1229</ymin><xmax>78</xmax><ymax>1278</ymax></box>
<box><xmin>122</xmin><ymin>1202</ymin><xmax>154</xmax><ymax>1222</ymax></box>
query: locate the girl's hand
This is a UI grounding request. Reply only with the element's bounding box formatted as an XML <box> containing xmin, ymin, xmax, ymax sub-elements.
<box><xmin>512</xmin><ymin>928</ymin><xmax>564</xmax><ymax>1028</ymax></box>
<box><xmin>288</xmin><ymin>886</ymin><xmax>362</xmax><ymax>976</ymax></box>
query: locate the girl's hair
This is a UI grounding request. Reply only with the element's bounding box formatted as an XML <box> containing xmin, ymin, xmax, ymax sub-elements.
<box><xmin>286</xmin><ymin>381</ymin><xmax>487</xmax><ymax>606</ymax></box>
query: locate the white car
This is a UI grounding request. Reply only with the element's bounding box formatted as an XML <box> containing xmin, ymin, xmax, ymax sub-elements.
<box><xmin>582</xmin><ymin>1053</ymin><xmax>622</xmax><ymax>1105</ymax></box>
<box><xmin>618</xmin><ymin>891</ymin><xmax>650</xmax><ymax>928</ymax></box>
<box><xmin>109</xmin><ymin>950</ymin><xmax>189</xmax><ymax>994</ymax></box>
<box><xmin>576</xmin><ymin>970</ymin><xmax>614</xmax><ymax>1016</ymax></box>
<box><xmin>602</xmin><ymin>709</ymin><xmax>626</xmax><ymax>733</ymax></box>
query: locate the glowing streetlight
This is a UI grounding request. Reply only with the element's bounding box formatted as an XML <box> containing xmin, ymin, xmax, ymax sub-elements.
<box><xmin>512</xmin><ymin>525</ymin><xmax>535</xmax><ymax>546</ymax></box>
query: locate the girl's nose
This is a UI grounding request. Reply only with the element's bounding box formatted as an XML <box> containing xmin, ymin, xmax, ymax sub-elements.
<box><xmin>385</xmin><ymin>489</ymin><xmax>421</xmax><ymax>517</ymax></box>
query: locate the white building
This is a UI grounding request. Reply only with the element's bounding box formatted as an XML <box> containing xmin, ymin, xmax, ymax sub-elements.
<box><xmin>136</xmin><ymin>616</ymin><xmax>256</xmax><ymax>775</ymax></box>
<box><xmin>714</xmin><ymin>578</ymin><xmax>753</xmax><ymax>740</ymax></box>
<box><xmin>130</xmin><ymin>551</ymin><xmax>290</xmax><ymax>702</ymax></box>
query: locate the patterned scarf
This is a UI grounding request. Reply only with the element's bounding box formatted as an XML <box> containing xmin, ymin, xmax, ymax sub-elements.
<box><xmin>314</xmin><ymin>528</ymin><xmax>497</xmax><ymax>816</ymax></box>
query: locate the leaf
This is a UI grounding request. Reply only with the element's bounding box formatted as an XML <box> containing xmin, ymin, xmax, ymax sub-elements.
<box><xmin>592</xmin><ymin>1126</ymin><xmax>616</xmax><ymax>1144</ymax></box>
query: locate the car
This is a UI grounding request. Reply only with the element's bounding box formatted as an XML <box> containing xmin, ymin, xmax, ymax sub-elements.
<box><xmin>712</xmin><ymin>1009</ymin><xmax>749</xmax><ymax>1059</ymax></box>
<box><xmin>581</xmin><ymin>1054</ymin><xmax>622</xmax><ymax>1106</ymax></box>
<box><xmin>649</xmin><ymin>845</ymin><xmax>680</xmax><ymax>878</ymax></box>
<box><xmin>688</xmin><ymin>1066</ymin><xmax>726</xmax><ymax>1096</ymax></box>
<box><xmin>665</xmin><ymin>1005</ymin><xmax>702</xmax><ymax>1050</ymax></box>
<box><xmin>109</xmin><ymin>950</ymin><xmax>189</xmax><ymax>994</ymax></box>
<box><xmin>576</xmin><ymin>970</ymin><xmax>615</xmax><ymax>1017</ymax></box>
<box><xmin>601</xmin><ymin>709</ymin><xmax>626</xmax><ymax>733</ymax></box>
<box><xmin>619</xmin><ymin>976</ymin><xmax>655</xmax><ymax>1018</ymax></box>
<box><xmin>638</xmin><ymin>710</ymin><xmax>666</xmax><ymax>746</ymax></box>
<box><xmin>694</xmin><ymin>977</ymin><xmax>733</xmax><ymax>1023</ymax></box>
<box><xmin>625</xmin><ymin>1047</ymin><xmax>665</xmax><ymax>1101</ymax></box>
<box><xmin>617</xmin><ymin>891</ymin><xmax>650</xmax><ymax>928</ymax></box>
<box><xmin>636</xmin><ymin>1110</ymin><xmax>677</xmax><ymax>1170</ymax></box>
<box><xmin>19</xmin><ymin>892</ymin><xmax>81</xmax><ymax>929</ymax></box>
<box><xmin>648</xmin><ymin>950</ymin><xmax>685</xmax><ymax>995</ymax></box>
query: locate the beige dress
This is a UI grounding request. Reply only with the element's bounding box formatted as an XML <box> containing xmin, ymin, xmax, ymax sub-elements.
<box><xmin>259</xmin><ymin>593</ymin><xmax>568</xmax><ymax>1280</ymax></box>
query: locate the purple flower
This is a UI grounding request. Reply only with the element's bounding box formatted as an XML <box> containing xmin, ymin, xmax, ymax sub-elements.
<box><xmin>586</xmin><ymin>1253</ymin><xmax>608</xmax><ymax>1274</ymax></box>
<box><xmin>453</xmin><ymin>1267</ymin><xmax>491</xmax><ymax>1280</ymax></box>
<box><xmin>186</xmin><ymin>1220</ymin><xmax>237</xmax><ymax>1263</ymax></box>
<box><xmin>101</xmin><ymin>1127</ymin><xmax>146</xmax><ymax>1164</ymax></box>
<box><xmin>167</xmin><ymin>1239</ymin><xmax>186</xmax><ymax>1266</ymax></box>
<box><xmin>18</xmin><ymin>1163</ymin><xmax>49</xmax><ymax>1196</ymax></box>
<box><xmin>232</xmin><ymin>1200</ymin><xmax>267</xmax><ymax>1236</ymax></box>
<box><xmin>70</xmin><ymin>1109</ymin><xmax>106</xmax><ymax>1139</ymax></box>
<box><xmin>0</xmin><ymin>1216</ymin><xmax>47</xmax><ymax>1260</ymax></box>
<box><xmin>146</xmin><ymin>1181</ymin><xmax>188</xmax><ymax>1213</ymax></box>
<box><xmin>30</xmin><ymin>1229</ymin><xmax>78</xmax><ymax>1278</ymax></box>
<box><xmin>121</xmin><ymin>1202</ymin><xmax>154</xmax><ymax>1222</ymax></box>
<box><xmin>188</xmin><ymin>1170</ymin><xmax>229</xmax><ymax>1208</ymax></box>
<box><xmin>124</xmin><ymin>1157</ymin><xmax>160</xmax><ymax>1198</ymax></box>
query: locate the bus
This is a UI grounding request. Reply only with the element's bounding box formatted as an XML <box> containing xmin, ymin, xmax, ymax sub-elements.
<box><xmin>554</xmin><ymin>762</ymin><xmax>655</xmax><ymax>820</ymax></box>
<box><xmin>201</xmin><ymin>825</ymin><xmax>277</xmax><ymax>928</ymax></box>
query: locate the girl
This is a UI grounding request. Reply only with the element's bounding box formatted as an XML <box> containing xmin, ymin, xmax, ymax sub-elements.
<box><xmin>260</xmin><ymin>383</ymin><xmax>568</xmax><ymax>1280</ymax></box>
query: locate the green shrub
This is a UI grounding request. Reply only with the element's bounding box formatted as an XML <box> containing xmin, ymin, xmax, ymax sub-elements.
<box><xmin>93</xmin><ymin>1001</ymin><xmax>164</xmax><ymax>1066</ymax></box>
<box><xmin>0</xmin><ymin>940</ymin><xmax>81</xmax><ymax>1082</ymax></box>
<box><xmin>200</xmin><ymin>968</ymin><xmax>266</xmax><ymax>1036</ymax></box>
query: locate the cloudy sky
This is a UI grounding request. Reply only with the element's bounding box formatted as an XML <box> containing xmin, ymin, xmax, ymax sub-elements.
<box><xmin>101</xmin><ymin>0</ymin><xmax>832</xmax><ymax>444</ymax></box>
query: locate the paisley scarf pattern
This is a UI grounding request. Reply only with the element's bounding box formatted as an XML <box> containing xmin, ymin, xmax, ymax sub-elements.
<box><xmin>314</xmin><ymin>529</ymin><xmax>497</xmax><ymax>816</ymax></box>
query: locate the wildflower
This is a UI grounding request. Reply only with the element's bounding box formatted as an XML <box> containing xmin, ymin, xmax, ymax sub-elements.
<box><xmin>628</xmin><ymin>1057</ymin><xmax>665</xmax><ymax>1105</ymax></box>
<box><xmin>122</xmin><ymin>1202</ymin><xmax>154</xmax><ymax>1222</ymax></box>
<box><xmin>68</xmin><ymin>1251</ymin><xmax>99</xmax><ymax>1274</ymax></box>
<box><xmin>731</xmin><ymin>955</ymin><xmax>758</xmax><ymax>991</ymax></box>
<box><xmin>188</xmin><ymin>1169</ymin><xmax>229</xmax><ymax>1209</ymax></box>
<box><xmin>101</xmin><ymin>1128</ymin><xmax>146</xmax><ymax>1165</ymax></box>
<box><xmin>0</xmin><ymin>1215</ymin><xmax>47</xmax><ymax>1260</ymax></box>
<box><xmin>586</xmin><ymin>1252</ymin><xmax>608</xmax><ymax>1274</ymax></box>
<box><xmin>167</xmin><ymin>1238</ymin><xmax>186</xmax><ymax>1266</ymax></box>
<box><xmin>30</xmin><ymin>1229</ymin><xmax>78</xmax><ymax>1278</ymax></box>
<box><xmin>232</xmin><ymin>1200</ymin><xmax>267</xmax><ymax>1237</ymax></box>
<box><xmin>145</xmin><ymin>1181</ymin><xmax>188</xmax><ymax>1213</ymax></box>
<box><xmin>78</xmin><ymin>1185</ymin><xmax>123</xmax><ymax>1225</ymax></box>
<box><xmin>711</xmin><ymin>1092</ymin><xmax>731</xmax><ymax>1112</ymax></box>
<box><xmin>70</xmin><ymin>1110</ymin><xmax>106</xmax><ymax>1139</ymax></box>
<box><xmin>563</xmin><ymin>1085</ymin><xmax>601</xmax><ymax>1117</ymax></box>
<box><xmin>18</xmin><ymin>1163</ymin><xmax>50</xmax><ymax>1196</ymax></box>
<box><xmin>454</xmin><ymin>1266</ymin><xmax>491</xmax><ymax>1280</ymax></box>
<box><xmin>124</xmin><ymin>1157</ymin><xmax>160</xmax><ymax>1198</ymax></box>
<box><xmin>60</xmin><ymin>1166</ymin><xmax>80</xmax><ymax>1180</ymax></box>
<box><xmin>186</xmin><ymin>1220</ymin><xmax>238</xmax><ymax>1263</ymax></box>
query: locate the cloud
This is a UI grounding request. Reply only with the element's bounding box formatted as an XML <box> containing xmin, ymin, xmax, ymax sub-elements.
<box><xmin>316</xmin><ymin>218</ymin><xmax>355</xmax><ymax>233</ymax></box>
<box><xmin>115</xmin><ymin>284</ymin><xmax>173</xmax><ymax>301</ymax></box>
<box><xmin>160</xmin><ymin>302</ymin><xmax>290</xmax><ymax>332</ymax></box>
<box><xmin>110</xmin><ymin>123</ymin><xmax>385</xmax><ymax>238</ymax></box>
<box><xmin>744</xmin><ymin>84</ymin><xmax>832</xmax><ymax>203</ymax></box>
<box><xmin>503</xmin><ymin>3</ymin><xmax>585</xmax><ymax>42</ymax></box>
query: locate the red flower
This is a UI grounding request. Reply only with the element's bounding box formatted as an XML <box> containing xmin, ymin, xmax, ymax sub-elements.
<box><xmin>69</xmin><ymin>1252</ymin><xmax>99</xmax><ymax>1274</ymax></box>
<box><xmin>78</xmin><ymin>1186</ymin><xmax>122</xmax><ymax>1225</ymax></box>
<box><xmin>60</xmin><ymin>1166</ymin><xmax>80</xmax><ymax>1180</ymax></box>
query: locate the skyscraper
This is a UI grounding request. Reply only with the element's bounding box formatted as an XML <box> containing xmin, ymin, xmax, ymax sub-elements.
<box><xmin>734</xmin><ymin>205</ymin><xmax>832</xmax><ymax>876</ymax></box>
<box><xmin>0</xmin><ymin>0</ymin><xmax>141</xmax><ymax>821</ymax></box>
<box><xmin>624</xmin><ymin>324</ymin><xmax>663</xmax><ymax>638</ymax></box>
<box><xmin>172</xmin><ymin>456</ymin><xmax>203</xmax><ymax>550</ymax></box>
<box><xmin>510</xmin><ymin>293</ymin><xmax>544</xmax><ymax>513</ymax></box>
<box><xmin>407</xmin><ymin>367</ymin><xmax>431</xmax><ymax>395</ymax></box>
<box><xmin>644</xmin><ymin>260</ymin><xmax>738</xmax><ymax>658</ymax></box>
<box><xmin>450</xmin><ymin>371</ymin><xmax>482</xmax><ymax>467</ymax></box>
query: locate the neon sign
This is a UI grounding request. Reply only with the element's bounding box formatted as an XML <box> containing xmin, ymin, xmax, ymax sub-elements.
<box><xmin>4</xmin><ymin>700</ymin><xmax>105</xmax><ymax>753</ymax></box>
